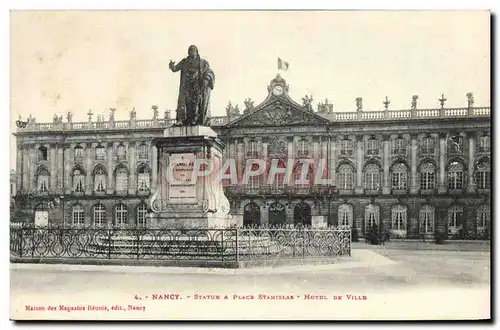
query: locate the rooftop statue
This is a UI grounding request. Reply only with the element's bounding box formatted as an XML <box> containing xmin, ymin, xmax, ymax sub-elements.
<box><xmin>169</xmin><ymin>45</ymin><xmax>215</xmax><ymax>126</ymax></box>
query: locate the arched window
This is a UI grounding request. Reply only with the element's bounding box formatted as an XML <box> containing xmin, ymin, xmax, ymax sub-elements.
<box><xmin>36</xmin><ymin>167</ymin><xmax>49</xmax><ymax>192</ymax></box>
<box><xmin>117</xmin><ymin>144</ymin><xmax>127</xmax><ymax>161</ymax></box>
<box><xmin>365</xmin><ymin>204</ymin><xmax>380</xmax><ymax>230</ymax></box>
<box><xmin>420</xmin><ymin>136</ymin><xmax>435</xmax><ymax>155</ymax></box>
<box><xmin>136</xmin><ymin>203</ymin><xmax>149</xmax><ymax>227</ymax></box>
<box><xmin>475</xmin><ymin>160</ymin><xmax>490</xmax><ymax>189</ymax></box>
<box><xmin>297</xmin><ymin>139</ymin><xmax>309</xmax><ymax>157</ymax></box>
<box><xmin>339</xmin><ymin>139</ymin><xmax>354</xmax><ymax>157</ymax></box>
<box><xmin>93</xmin><ymin>203</ymin><xmax>106</xmax><ymax>226</ymax></box>
<box><xmin>448</xmin><ymin>205</ymin><xmax>463</xmax><ymax>231</ymax></box>
<box><xmin>72</xmin><ymin>204</ymin><xmax>85</xmax><ymax>225</ymax></box>
<box><xmin>337</xmin><ymin>164</ymin><xmax>354</xmax><ymax>190</ymax></box>
<box><xmin>364</xmin><ymin>164</ymin><xmax>381</xmax><ymax>190</ymax></box>
<box><xmin>477</xmin><ymin>204</ymin><xmax>490</xmax><ymax>230</ymax></box>
<box><xmin>338</xmin><ymin>204</ymin><xmax>353</xmax><ymax>228</ymax></box>
<box><xmin>420</xmin><ymin>163</ymin><xmax>436</xmax><ymax>190</ymax></box>
<box><xmin>95</xmin><ymin>145</ymin><xmax>106</xmax><ymax>160</ymax></box>
<box><xmin>391</xmin><ymin>163</ymin><xmax>408</xmax><ymax>190</ymax></box>
<box><xmin>115</xmin><ymin>204</ymin><xmax>128</xmax><ymax>227</ymax></box>
<box><xmin>72</xmin><ymin>168</ymin><xmax>85</xmax><ymax>193</ymax></box>
<box><xmin>393</xmin><ymin>137</ymin><xmax>407</xmax><ymax>155</ymax></box>
<box><xmin>137</xmin><ymin>165</ymin><xmax>151</xmax><ymax>192</ymax></box>
<box><xmin>365</xmin><ymin>137</ymin><xmax>380</xmax><ymax>156</ymax></box>
<box><xmin>74</xmin><ymin>145</ymin><xmax>84</xmax><ymax>162</ymax></box>
<box><xmin>38</xmin><ymin>146</ymin><xmax>48</xmax><ymax>161</ymax></box>
<box><xmin>448</xmin><ymin>161</ymin><xmax>465</xmax><ymax>190</ymax></box>
<box><xmin>419</xmin><ymin>205</ymin><xmax>435</xmax><ymax>234</ymax></box>
<box><xmin>115</xmin><ymin>167</ymin><xmax>129</xmax><ymax>193</ymax></box>
<box><xmin>391</xmin><ymin>204</ymin><xmax>407</xmax><ymax>231</ymax></box>
<box><xmin>138</xmin><ymin>143</ymin><xmax>149</xmax><ymax>160</ymax></box>
<box><xmin>93</xmin><ymin>166</ymin><xmax>106</xmax><ymax>192</ymax></box>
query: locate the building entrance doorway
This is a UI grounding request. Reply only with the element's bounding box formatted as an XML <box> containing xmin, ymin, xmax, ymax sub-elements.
<box><xmin>243</xmin><ymin>202</ymin><xmax>261</xmax><ymax>227</ymax></box>
<box><xmin>294</xmin><ymin>202</ymin><xmax>312</xmax><ymax>227</ymax></box>
<box><xmin>34</xmin><ymin>204</ymin><xmax>49</xmax><ymax>226</ymax></box>
<box><xmin>268</xmin><ymin>202</ymin><xmax>286</xmax><ymax>226</ymax></box>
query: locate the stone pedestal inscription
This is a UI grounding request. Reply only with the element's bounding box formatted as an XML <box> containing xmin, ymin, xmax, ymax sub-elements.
<box><xmin>148</xmin><ymin>125</ymin><xmax>233</xmax><ymax>228</ymax></box>
<box><xmin>168</xmin><ymin>153</ymin><xmax>196</xmax><ymax>203</ymax></box>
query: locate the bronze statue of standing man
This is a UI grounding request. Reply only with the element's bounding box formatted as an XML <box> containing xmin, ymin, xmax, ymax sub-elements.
<box><xmin>169</xmin><ymin>45</ymin><xmax>215</xmax><ymax>126</ymax></box>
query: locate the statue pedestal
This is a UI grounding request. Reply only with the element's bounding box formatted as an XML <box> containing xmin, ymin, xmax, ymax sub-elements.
<box><xmin>148</xmin><ymin>126</ymin><xmax>233</xmax><ymax>228</ymax></box>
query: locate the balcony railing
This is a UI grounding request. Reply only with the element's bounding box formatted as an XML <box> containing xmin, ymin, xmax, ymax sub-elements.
<box><xmin>15</xmin><ymin>106</ymin><xmax>490</xmax><ymax>133</ymax></box>
<box><xmin>223</xmin><ymin>184</ymin><xmax>331</xmax><ymax>196</ymax></box>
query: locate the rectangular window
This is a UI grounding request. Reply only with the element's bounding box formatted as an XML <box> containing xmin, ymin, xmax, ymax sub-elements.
<box><xmin>365</xmin><ymin>139</ymin><xmax>380</xmax><ymax>156</ymax></box>
<box><xmin>72</xmin><ymin>210</ymin><xmax>85</xmax><ymax>225</ymax></box>
<box><xmin>117</xmin><ymin>145</ymin><xmax>127</xmax><ymax>161</ymax></box>
<box><xmin>74</xmin><ymin>148</ymin><xmax>84</xmax><ymax>161</ymax></box>
<box><xmin>138</xmin><ymin>144</ymin><xmax>149</xmax><ymax>160</ymax></box>
<box><xmin>393</xmin><ymin>138</ymin><xmax>407</xmax><ymax>155</ymax></box>
<box><xmin>340</xmin><ymin>140</ymin><xmax>353</xmax><ymax>157</ymax></box>
<box><xmin>95</xmin><ymin>147</ymin><xmax>106</xmax><ymax>160</ymax></box>
<box><xmin>297</xmin><ymin>140</ymin><xmax>309</xmax><ymax>157</ymax></box>
<box><xmin>478</xmin><ymin>136</ymin><xmax>490</xmax><ymax>153</ymax></box>
<box><xmin>247</xmin><ymin>176</ymin><xmax>260</xmax><ymax>190</ymax></box>
<box><xmin>246</xmin><ymin>141</ymin><xmax>259</xmax><ymax>157</ymax></box>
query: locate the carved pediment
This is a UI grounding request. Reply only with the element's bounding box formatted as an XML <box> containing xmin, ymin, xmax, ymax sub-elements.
<box><xmin>230</xmin><ymin>100</ymin><xmax>330</xmax><ymax>128</ymax></box>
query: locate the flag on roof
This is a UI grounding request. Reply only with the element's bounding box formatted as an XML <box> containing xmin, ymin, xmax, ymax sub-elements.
<box><xmin>278</xmin><ymin>57</ymin><xmax>289</xmax><ymax>71</ymax></box>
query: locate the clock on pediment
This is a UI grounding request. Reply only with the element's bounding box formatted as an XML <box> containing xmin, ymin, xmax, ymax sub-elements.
<box><xmin>272</xmin><ymin>85</ymin><xmax>284</xmax><ymax>96</ymax></box>
<box><xmin>267</xmin><ymin>74</ymin><xmax>289</xmax><ymax>96</ymax></box>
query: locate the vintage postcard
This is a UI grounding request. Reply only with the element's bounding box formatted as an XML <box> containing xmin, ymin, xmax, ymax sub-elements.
<box><xmin>9</xmin><ymin>10</ymin><xmax>491</xmax><ymax>321</ymax></box>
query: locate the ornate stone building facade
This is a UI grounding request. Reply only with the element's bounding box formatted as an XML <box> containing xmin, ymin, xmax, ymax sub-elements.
<box><xmin>12</xmin><ymin>75</ymin><xmax>491</xmax><ymax>239</ymax></box>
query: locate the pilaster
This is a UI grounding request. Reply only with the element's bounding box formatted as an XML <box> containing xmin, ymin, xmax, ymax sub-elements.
<box><xmin>355</xmin><ymin>135</ymin><xmax>364</xmax><ymax>195</ymax></box>
<box><xmin>467</xmin><ymin>132</ymin><xmax>476</xmax><ymax>193</ymax></box>
<box><xmin>151</xmin><ymin>143</ymin><xmax>158</xmax><ymax>190</ymax></box>
<box><xmin>410</xmin><ymin>133</ymin><xmax>419</xmax><ymax>195</ymax></box>
<box><xmin>128</xmin><ymin>141</ymin><xmax>137</xmax><ymax>195</ymax></box>
<box><xmin>107</xmin><ymin>142</ymin><xmax>114</xmax><ymax>194</ymax></box>
<box><xmin>438</xmin><ymin>132</ymin><xmax>447</xmax><ymax>194</ymax></box>
<box><xmin>382</xmin><ymin>134</ymin><xmax>391</xmax><ymax>194</ymax></box>
<box><xmin>84</xmin><ymin>143</ymin><xmax>93</xmax><ymax>195</ymax></box>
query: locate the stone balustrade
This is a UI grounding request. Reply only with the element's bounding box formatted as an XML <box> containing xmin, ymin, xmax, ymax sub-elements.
<box><xmin>15</xmin><ymin>106</ymin><xmax>490</xmax><ymax>133</ymax></box>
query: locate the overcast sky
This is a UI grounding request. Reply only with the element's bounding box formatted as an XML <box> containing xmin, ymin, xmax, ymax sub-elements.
<box><xmin>9</xmin><ymin>10</ymin><xmax>490</xmax><ymax>169</ymax></box>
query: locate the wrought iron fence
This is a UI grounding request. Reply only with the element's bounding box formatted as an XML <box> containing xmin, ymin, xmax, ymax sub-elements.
<box><xmin>10</xmin><ymin>223</ymin><xmax>351</xmax><ymax>263</ymax></box>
